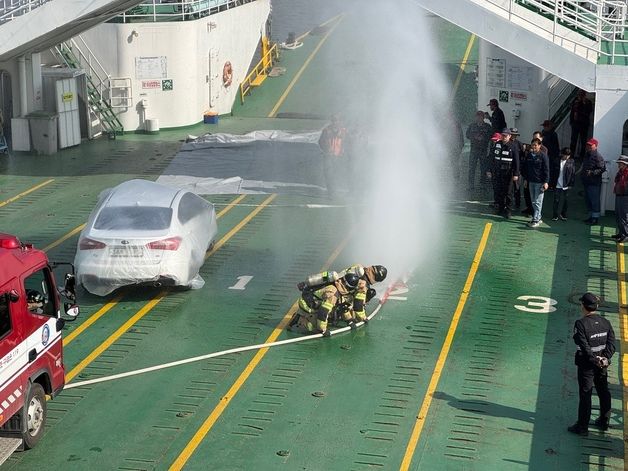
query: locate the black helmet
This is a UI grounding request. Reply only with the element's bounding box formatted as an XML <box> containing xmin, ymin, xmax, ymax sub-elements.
<box><xmin>26</xmin><ymin>289</ymin><xmax>44</xmax><ymax>304</ymax></box>
<box><xmin>371</xmin><ymin>265</ymin><xmax>387</xmax><ymax>282</ymax></box>
<box><xmin>343</xmin><ymin>273</ymin><xmax>360</xmax><ymax>289</ymax></box>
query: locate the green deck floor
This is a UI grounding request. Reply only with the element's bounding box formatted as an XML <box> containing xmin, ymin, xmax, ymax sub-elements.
<box><xmin>0</xmin><ymin>12</ymin><xmax>625</xmax><ymax>471</ymax></box>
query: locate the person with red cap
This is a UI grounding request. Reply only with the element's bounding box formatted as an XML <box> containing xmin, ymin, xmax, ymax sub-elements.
<box><xmin>487</xmin><ymin>128</ymin><xmax>520</xmax><ymax>218</ymax></box>
<box><xmin>612</xmin><ymin>155</ymin><xmax>628</xmax><ymax>243</ymax></box>
<box><xmin>581</xmin><ymin>138</ymin><xmax>605</xmax><ymax>225</ymax></box>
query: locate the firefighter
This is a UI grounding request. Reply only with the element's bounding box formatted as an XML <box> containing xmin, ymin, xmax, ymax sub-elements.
<box><xmin>291</xmin><ymin>273</ymin><xmax>360</xmax><ymax>335</ymax></box>
<box><xmin>26</xmin><ymin>289</ymin><xmax>44</xmax><ymax>314</ymax></box>
<box><xmin>336</xmin><ymin>264</ymin><xmax>388</xmax><ymax>323</ymax></box>
<box><xmin>487</xmin><ymin>128</ymin><xmax>520</xmax><ymax>218</ymax></box>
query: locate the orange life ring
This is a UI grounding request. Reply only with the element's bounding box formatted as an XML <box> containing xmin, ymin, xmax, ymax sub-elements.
<box><xmin>222</xmin><ymin>61</ymin><xmax>233</xmax><ymax>87</ymax></box>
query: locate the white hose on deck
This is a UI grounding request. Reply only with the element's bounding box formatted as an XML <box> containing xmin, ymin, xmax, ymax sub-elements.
<box><xmin>65</xmin><ymin>297</ymin><xmax>388</xmax><ymax>390</ymax></box>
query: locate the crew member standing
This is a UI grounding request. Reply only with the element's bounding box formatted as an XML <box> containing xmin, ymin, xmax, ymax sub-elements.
<box><xmin>318</xmin><ymin>114</ymin><xmax>347</xmax><ymax>199</ymax></box>
<box><xmin>612</xmin><ymin>155</ymin><xmax>628</xmax><ymax>243</ymax></box>
<box><xmin>568</xmin><ymin>292</ymin><xmax>615</xmax><ymax>435</ymax></box>
<box><xmin>466</xmin><ymin>111</ymin><xmax>492</xmax><ymax>189</ymax></box>
<box><xmin>487</xmin><ymin>98</ymin><xmax>507</xmax><ymax>134</ymax></box>
<box><xmin>487</xmin><ymin>129</ymin><xmax>520</xmax><ymax>218</ymax></box>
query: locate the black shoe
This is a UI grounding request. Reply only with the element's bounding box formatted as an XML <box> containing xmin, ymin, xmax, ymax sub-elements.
<box><xmin>617</xmin><ymin>237</ymin><xmax>627</xmax><ymax>243</ymax></box>
<box><xmin>559</xmin><ymin>215</ymin><xmax>567</xmax><ymax>221</ymax></box>
<box><xmin>587</xmin><ymin>218</ymin><xmax>599</xmax><ymax>225</ymax></box>
<box><xmin>504</xmin><ymin>211</ymin><xmax>511</xmax><ymax>219</ymax></box>
<box><xmin>349</xmin><ymin>321</ymin><xmax>357</xmax><ymax>330</ymax></box>
<box><xmin>593</xmin><ymin>416</ymin><xmax>609</xmax><ymax>431</ymax></box>
<box><xmin>567</xmin><ymin>423</ymin><xmax>589</xmax><ymax>436</ymax></box>
<box><xmin>611</xmin><ymin>233</ymin><xmax>622</xmax><ymax>239</ymax></box>
<box><xmin>551</xmin><ymin>217</ymin><xmax>559</xmax><ymax>221</ymax></box>
<box><xmin>322</xmin><ymin>330</ymin><xmax>331</xmax><ymax>337</ymax></box>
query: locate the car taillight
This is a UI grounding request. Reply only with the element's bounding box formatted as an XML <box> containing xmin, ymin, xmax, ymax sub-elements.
<box><xmin>79</xmin><ymin>238</ymin><xmax>106</xmax><ymax>250</ymax></box>
<box><xmin>147</xmin><ymin>237</ymin><xmax>181</xmax><ymax>251</ymax></box>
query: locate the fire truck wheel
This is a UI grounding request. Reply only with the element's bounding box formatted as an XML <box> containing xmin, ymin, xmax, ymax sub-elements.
<box><xmin>23</xmin><ymin>383</ymin><xmax>46</xmax><ymax>449</ymax></box>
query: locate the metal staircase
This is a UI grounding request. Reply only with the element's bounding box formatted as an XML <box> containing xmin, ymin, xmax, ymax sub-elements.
<box><xmin>52</xmin><ymin>38</ymin><xmax>128</xmax><ymax>136</ymax></box>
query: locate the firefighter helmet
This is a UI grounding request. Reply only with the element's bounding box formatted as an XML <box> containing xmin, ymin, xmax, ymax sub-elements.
<box><xmin>343</xmin><ymin>273</ymin><xmax>360</xmax><ymax>289</ymax></box>
<box><xmin>371</xmin><ymin>265</ymin><xmax>388</xmax><ymax>282</ymax></box>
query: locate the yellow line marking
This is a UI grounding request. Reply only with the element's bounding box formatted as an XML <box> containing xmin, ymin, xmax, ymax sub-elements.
<box><xmin>65</xmin><ymin>194</ymin><xmax>269</xmax><ymax>383</ymax></box>
<box><xmin>615</xmin><ymin>243</ymin><xmax>628</xmax><ymax>471</ymax></box>
<box><xmin>43</xmin><ymin>224</ymin><xmax>85</xmax><ymax>253</ymax></box>
<box><xmin>400</xmin><ymin>223</ymin><xmax>492</xmax><ymax>471</ymax></box>
<box><xmin>451</xmin><ymin>34</ymin><xmax>476</xmax><ymax>101</ymax></box>
<box><xmin>267</xmin><ymin>15</ymin><xmax>344</xmax><ymax>118</ymax></box>
<box><xmin>0</xmin><ymin>179</ymin><xmax>54</xmax><ymax>208</ymax></box>
<box><xmin>169</xmin><ymin>235</ymin><xmax>351</xmax><ymax>470</ymax></box>
<box><xmin>65</xmin><ymin>295</ymin><xmax>164</xmax><ymax>383</ymax></box>
<box><xmin>63</xmin><ymin>296</ymin><xmax>122</xmax><ymax>347</ymax></box>
<box><xmin>295</xmin><ymin>13</ymin><xmax>344</xmax><ymax>42</ymax></box>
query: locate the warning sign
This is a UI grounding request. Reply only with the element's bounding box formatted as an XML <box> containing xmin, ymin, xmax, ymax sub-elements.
<box><xmin>142</xmin><ymin>80</ymin><xmax>161</xmax><ymax>89</ymax></box>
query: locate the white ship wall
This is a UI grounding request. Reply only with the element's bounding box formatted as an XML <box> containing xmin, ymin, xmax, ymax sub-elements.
<box><xmin>478</xmin><ymin>39</ymin><xmax>556</xmax><ymax>143</ymax></box>
<box><xmin>78</xmin><ymin>0</ymin><xmax>270</xmax><ymax>131</ymax></box>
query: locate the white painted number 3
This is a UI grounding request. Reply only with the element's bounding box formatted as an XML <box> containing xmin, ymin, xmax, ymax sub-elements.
<box><xmin>229</xmin><ymin>276</ymin><xmax>253</xmax><ymax>290</ymax></box>
<box><xmin>514</xmin><ymin>295</ymin><xmax>558</xmax><ymax>313</ymax></box>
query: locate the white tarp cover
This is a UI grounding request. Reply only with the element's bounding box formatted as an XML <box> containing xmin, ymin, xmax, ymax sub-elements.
<box><xmin>157</xmin><ymin>131</ymin><xmax>332</xmax><ymax>197</ymax></box>
<box><xmin>75</xmin><ymin>179</ymin><xmax>217</xmax><ymax>296</ymax></box>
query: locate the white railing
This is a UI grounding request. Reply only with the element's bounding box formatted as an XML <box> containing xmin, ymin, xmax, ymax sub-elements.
<box><xmin>0</xmin><ymin>0</ymin><xmax>51</xmax><ymax>25</ymax></box>
<box><xmin>484</xmin><ymin>0</ymin><xmax>628</xmax><ymax>64</ymax></box>
<box><xmin>113</xmin><ymin>0</ymin><xmax>256</xmax><ymax>23</ymax></box>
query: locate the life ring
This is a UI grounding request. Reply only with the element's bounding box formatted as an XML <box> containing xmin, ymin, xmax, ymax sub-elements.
<box><xmin>222</xmin><ymin>61</ymin><xmax>233</xmax><ymax>87</ymax></box>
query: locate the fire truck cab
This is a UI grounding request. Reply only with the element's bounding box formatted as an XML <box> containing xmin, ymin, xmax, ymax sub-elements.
<box><xmin>0</xmin><ymin>233</ymin><xmax>78</xmax><ymax>462</ymax></box>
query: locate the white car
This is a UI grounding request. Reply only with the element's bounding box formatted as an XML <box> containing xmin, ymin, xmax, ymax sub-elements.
<box><xmin>75</xmin><ymin>179</ymin><xmax>217</xmax><ymax>296</ymax></box>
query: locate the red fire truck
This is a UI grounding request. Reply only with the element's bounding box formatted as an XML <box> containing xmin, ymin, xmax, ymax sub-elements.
<box><xmin>0</xmin><ymin>233</ymin><xmax>78</xmax><ymax>462</ymax></box>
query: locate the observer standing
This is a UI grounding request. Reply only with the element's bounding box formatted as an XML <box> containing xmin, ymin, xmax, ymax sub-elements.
<box><xmin>568</xmin><ymin>293</ymin><xmax>615</xmax><ymax>436</ymax></box>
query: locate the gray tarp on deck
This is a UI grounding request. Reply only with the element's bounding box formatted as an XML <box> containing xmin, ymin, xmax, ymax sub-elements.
<box><xmin>157</xmin><ymin>130</ymin><xmax>330</xmax><ymax>197</ymax></box>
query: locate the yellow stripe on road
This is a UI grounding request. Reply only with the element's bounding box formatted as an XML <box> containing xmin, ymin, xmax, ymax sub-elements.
<box><xmin>451</xmin><ymin>34</ymin><xmax>476</xmax><ymax>102</ymax></box>
<box><xmin>43</xmin><ymin>224</ymin><xmax>86</xmax><ymax>253</ymax></box>
<box><xmin>169</xmin><ymin>234</ymin><xmax>351</xmax><ymax>470</ymax></box>
<box><xmin>614</xmin><ymin>243</ymin><xmax>628</xmax><ymax>471</ymax></box>
<box><xmin>400</xmin><ymin>222</ymin><xmax>492</xmax><ymax>471</ymax></box>
<box><xmin>63</xmin><ymin>296</ymin><xmax>122</xmax><ymax>347</ymax></box>
<box><xmin>65</xmin><ymin>194</ymin><xmax>269</xmax><ymax>383</ymax></box>
<box><xmin>0</xmin><ymin>179</ymin><xmax>54</xmax><ymax>208</ymax></box>
<box><xmin>267</xmin><ymin>14</ymin><xmax>344</xmax><ymax>118</ymax></box>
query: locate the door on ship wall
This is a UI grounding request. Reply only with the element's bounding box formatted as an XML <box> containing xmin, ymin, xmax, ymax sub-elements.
<box><xmin>0</xmin><ymin>71</ymin><xmax>13</xmax><ymax>140</ymax></box>
<box><xmin>208</xmin><ymin>49</ymin><xmax>220</xmax><ymax>108</ymax></box>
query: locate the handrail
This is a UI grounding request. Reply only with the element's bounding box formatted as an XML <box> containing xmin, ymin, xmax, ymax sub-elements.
<box><xmin>481</xmin><ymin>0</ymin><xmax>628</xmax><ymax>64</ymax></box>
<box><xmin>112</xmin><ymin>0</ymin><xmax>256</xmax><ymax>23</ymax></box>
<box><xmin>0</xmin><ymin>0</ymin><xmax>51</xmax><ymax>25</ymax></box>
<box><xmin>239</xmin><ymin>42</ymin><xmax>279</xmax><ymax>104</ymax></box>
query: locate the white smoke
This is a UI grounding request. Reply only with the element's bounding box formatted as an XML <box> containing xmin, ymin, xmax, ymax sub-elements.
<box><xmin>326</xmin><ymin>1</ymin><xmax>450</xmax><ymax>279</ymax></box>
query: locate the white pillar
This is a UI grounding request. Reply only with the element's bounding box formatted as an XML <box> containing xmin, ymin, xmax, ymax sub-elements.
<box><xmin>31</xmin><ymin>52</ymin><xmax>43</xmax><ymax>111</ymax></box>
<box><xmin>595</xmin><ymin>65</ymin><xmax>628</xmax><ymax>213</ymax></box>
<box><xmin>18</xmin><ymin>55</ymin><xmax>27</xmax><ymax>117</ymax></box>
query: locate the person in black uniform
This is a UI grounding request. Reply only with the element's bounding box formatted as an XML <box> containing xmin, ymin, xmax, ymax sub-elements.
<box><xmin>487</xmin><ymin>128</ymin><xmax>520</xmax><ymax>218</ymax></box>
<box><xmin>487</xmin><ymin>98</ymin><xmax>507</xmax><ymax>134</ymax></box>
<box><xmin>568</xmin><ymin>292</ymin><xmax>616</xmax><ymax>436</ymax></box>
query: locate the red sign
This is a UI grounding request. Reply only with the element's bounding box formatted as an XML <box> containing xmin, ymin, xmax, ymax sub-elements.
<box><xmin>142</xmin><ymin>80</ymin><xmax>161</xmax><ymax>89</ymax></box>
<box><xmin>510</xmin><ymin>91</ymin><xmax>528</xmax><ymax>101</ymax></box>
